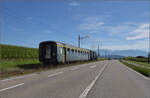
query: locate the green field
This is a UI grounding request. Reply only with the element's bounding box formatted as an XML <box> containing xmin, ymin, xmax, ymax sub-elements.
<box><xmin>123</xmin><ymin>57</ymin><xmax>149</xmax><ymax>67</ymax></box>
<box><xmin>0</xmin><ymin>44</ymin><xmax>40</xmax><ymax>70</ymax></box>
<box><xmin>0</xmin><ymin>44</ymin><xmax>105</xmax><ymax>79</ymax></box>
<box><xmin>0</xmin><ymin>44</ymin><xmax>38</xmax><ymax>59</ymax></box>
<box><xmin>127</xmin><ymin>60</ymin><xmax>150</xmax><ymax>67</ymax></box>
<box><xmin>0</xmin><ymin>59</ymin><xmax>41</xmax><ymax>70</ymax></box>
<box><xmin>124</xmin><ymin>57</ymin><xmax>148</xmax><ymax>62</ymax></box>
<box><xmin>120</xmin><ymin>60</ymin><xmax>150</xmax><ymax>77</ymax></box>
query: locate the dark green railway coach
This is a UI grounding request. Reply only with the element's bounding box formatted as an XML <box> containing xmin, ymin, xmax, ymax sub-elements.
<box><xmin>39</xmin><ymin>41</ymin><xmax>97</xmax><ymax>64</ymax></box>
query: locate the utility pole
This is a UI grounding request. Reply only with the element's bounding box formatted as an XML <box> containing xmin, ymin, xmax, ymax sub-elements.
<box><xmin>148</xmin><ymin>21</ymin><xmax>150</xmax><ymax>64</ymax></box>
<box><xmin>78</xmin><ymin>35</ymin><xmax>89</xmax><ymax>48</ymax></box>
<box><xmin>148</xmin><ymin>0</ymin><xmax>150</xmax><ymax>77</ymax></box>
<box><xmin>98</xmin><ymin>44</ymin><xmax>99</xmax><ymax>57</ymax></box>
<box><xmin>105</xmin><ymin>49</ymin><xmax>106</xmax><ymax>58</ymax></box>
<box><xmin>148</xmin><ymin>53</ymin><xmax>150</xmax><ymax>64</ymax></box>
<box><xmin>78</xmin><ymin>35</ymin><xmax>80</xmax><ymax>48</ymax></box>
<box><xmin>148</xmin><ymin>0</ymin><xmax>150</xmax><ymax>64</ymax></box>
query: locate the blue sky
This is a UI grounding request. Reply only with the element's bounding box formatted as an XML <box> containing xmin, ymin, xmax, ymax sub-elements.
<box><xmin>1</xmin><ymin>0</ymin><xmax>149</xmax><ymax>51</ymax></box>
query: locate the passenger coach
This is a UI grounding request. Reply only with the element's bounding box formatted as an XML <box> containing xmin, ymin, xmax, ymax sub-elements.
<box><xmin>39</xmin><ymin>41</ymin><xmax>97</xmax><ymax>64</ymax></box>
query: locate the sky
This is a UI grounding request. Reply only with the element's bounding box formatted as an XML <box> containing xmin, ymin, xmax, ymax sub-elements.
<box><xmin>1</xmin><ymin>0</ymin><xmax>150</xmax><ymax>52</ymax></box>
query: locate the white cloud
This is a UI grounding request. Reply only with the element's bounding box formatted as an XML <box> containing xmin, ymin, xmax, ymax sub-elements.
<box><xmin>85</xmin><ymin>40</ymin><xmax>148</xmax><ymax>51</ymax></box>
<box><xmin>84</xmin><ymin>16</ymin><xmax>102</xmax><ymax>22</ymax></box>
<box><xmin>25</xmin><ymin>17</ymin><xmax>33</xmax><ymax>20</ymax></box>
<box><xmin>69</xmin><ymin>2</ymin><xmax>80</xmax><ymax>6</ymax></box>
<box><xmin>122</xmin><ymin>22</ymin><xmax>141</xmax><ymax>26</ymax></box>
<box><xmin>101</xmin><ymin>25</ymin><xmax>134</xmax><ymax>34</ymax></box>
<box><xmin>103</xmin><ymin>40</ymin><xmax>148</xmax><ymax>51</ymax></box>
<box><xmin>43</xmin><ymin>30</ymin><xmax>52</xmax><ymax>34</ymax></box>
<box><xmin>78</xmin><ymin>16</ymin><xmax>139</xmax><ymax>35</ymax></box>
<box><xmin>126</xmin><ymin>23</ymin><xmax>149</xmax><ymax>40</ymax></box>
<box><xmin>78</xmin><ymin>16</ymin><xmax>105</xmax><ymax>31</ymax></box>
<box><xmin>78</xmin><ymin>21</ymin><xmax>104</xmax><ymax>31</ymax></box>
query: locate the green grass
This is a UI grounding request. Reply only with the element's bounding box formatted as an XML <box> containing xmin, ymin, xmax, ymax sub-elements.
<box><xmin>0</xmin><ymin>44</ymin><xmax>106</xmax><ymax>79</ymax></box>
<box><xmin>0</xmin><ymin>59</ymin><xmax>41</xmax><ymax>70</ymax></box>
<box><xmin>126</xmin><ymin>60</ymin><xmax>150</xmax><ymax>67</ymax></box>
<box><xmin>0</xmin><ymin>44</ymin><xmax>38</xmax><ymax>59</ymax></box>
<box><xmin>120</xmin><ymin>60</ymin><xmax>150</xmax><ymax>77</ymax></box>
<box><xmin>0</xmin><ymin>59</ymin><xmax>105</xmax><ymax>79</ymax></box>
<box><xmin>124</xmin><ymin>57</ymin><xmax>148</xmax><ymax>62</ymax></box>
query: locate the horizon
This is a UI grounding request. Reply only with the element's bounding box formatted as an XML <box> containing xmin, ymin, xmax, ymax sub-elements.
<box><xmin>1</xmin><ymin>43</ymin><xmax>149</xmax><ymax>53</ymax></box>
<box><xmin>1</xmin><ymin>0</ymin><xmax>149</xmax><ymax>52</ymax></box>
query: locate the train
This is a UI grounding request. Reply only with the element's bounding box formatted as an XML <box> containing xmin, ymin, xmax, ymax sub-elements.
<box><xmin>39</xmin><ymin>41</ymin><xmax>98</xmax><ymax>64</ymax></box>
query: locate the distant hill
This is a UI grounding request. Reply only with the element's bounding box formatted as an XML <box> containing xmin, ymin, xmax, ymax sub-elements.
<box><xmin>100</xmin><ymin>55</ymin><xmax>125</xmax><ymax>59</ymax></box>
<box><xmin>97</xmin><ymin>49</ymin><xmax>148</xmax><ymax>57</ymax></box>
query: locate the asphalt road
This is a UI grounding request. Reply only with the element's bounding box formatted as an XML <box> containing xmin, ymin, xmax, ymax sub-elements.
<box><xmin>0</xmin><ymin>60</ymin><xmax>150</xmax><ymax>98</ymax></box>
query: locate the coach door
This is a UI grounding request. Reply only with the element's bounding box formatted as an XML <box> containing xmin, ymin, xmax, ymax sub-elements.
<box><xmin>62</xmin><ymin>47</ymin><xmax>66</xmax><ymax>63</ymax></box>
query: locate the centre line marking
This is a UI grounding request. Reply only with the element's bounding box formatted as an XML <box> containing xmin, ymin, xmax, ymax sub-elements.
<box><xmin>48</xmin><ymin>72</ymin><xmax>64</xmax><ymax>77</ymax></box>
<box><xmin>70</xmin><ymin>67</ymin><xmax>78</xmax><ymax>71</ymax></box>
<box><xmin>90</xmin><ymin>65</ymin><xmax>97</xmax><ymax>68</ymax></box>
<box><xmin>79</xmin><ymin>63</ymin><xmax>108</xmax><ymax>98</ymax></box>
<box><xmin>0</xmin><ymin>83</ymin><xmax>24</xmax><ymax>92</ymax></box>
<box><xmin>80</xmin><ymin>65</ymin><xmax>86</xmax><ymax>68</ymax></box>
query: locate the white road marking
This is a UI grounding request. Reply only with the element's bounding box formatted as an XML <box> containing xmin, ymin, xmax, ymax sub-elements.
<box><xmin>121</xmin><ymin>62</ymin><xmax>150</xmax><ymax>80</ymax></box>
<box><xmin>1</xmin><ymin>74</ymin><xmax>37</xmax><ymax>82</ymax></box>
<box><xmin>48</xmin><ymin>72</ymin><xmax>64</xmax><ymax>77</ymax></box>
<box><xmin>79</xmin><ymin>63</ymin><xmax>108</xmax><ymax>98</ymax></box>
<box><xmin>90</xmin><ymin>65</ymin><xmax>97</xmax><ymax>68</ymax></box>
<box><xmin>0</xmin><ymin>83</ymin><xmax>24</xmax><ymax>92</ymax></box>
<box><xmin>80</xmin><ymin>65</ymin><xmax>87</xmax><ymax>68</ymax></box>
<box><xmin>70</xmin><ymin>67</ymin><xmax>78</xmax><ymax>71</ymax></box>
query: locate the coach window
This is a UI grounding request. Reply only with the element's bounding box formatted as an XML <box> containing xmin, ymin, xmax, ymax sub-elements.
<box><xmin>71</xmin><ymin>49</ymin><xmax>74</xmax><ymax>54</ymax></box>
<box><xmin>67</xmin><ymin>48</ymin><xmax>70</xmax><ymax>54</ymax></box>
<box><xmin>45</xmin><ymin>45</ymin><xmax>51</xmax><ymax>59</ymax></box>
<box><xmin>60</xmin><ymin>47</ymin><xmax>63</xmax><ymax>54</ymax></box>
<box><xmin>78</xmin><ymin>50</ymin><xmax>80</xmax><ymax>55</ymax></box>
<box><xmin>75</xmin><ymin>50</ymin><xmax>77</xmax><ymax>54</ymax></box>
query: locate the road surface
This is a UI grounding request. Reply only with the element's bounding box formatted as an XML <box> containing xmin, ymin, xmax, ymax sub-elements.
<box><xmin>0</xmin><ymin>60</ymin><xmax>150</xmax><ymax>98</ymax></box>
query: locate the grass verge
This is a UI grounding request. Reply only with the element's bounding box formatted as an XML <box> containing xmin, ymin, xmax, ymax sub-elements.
<box><xmin>0</xmin><ymin>59</ymin><xmax>41</xmax><ymax>70</ymax></box>
<box><xmin>0</xmin><ymin>58</ymin><xmax>105</xmax><ymax>79</ymax></box>
<box><xmin>126</xmin><ymin>60</ymin><xmax>150</xmax><ymax>67</ymax></box>
<box><xmin>120</xmin><ymin>60</ymin><xmax>150</xmax><ymax>77</ymax></box>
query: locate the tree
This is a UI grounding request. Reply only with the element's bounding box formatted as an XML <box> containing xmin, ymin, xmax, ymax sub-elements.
<box><xmin>148</xmin><ymin>52</ymin><xmax>150</xmax><ymax>64</ymax></box>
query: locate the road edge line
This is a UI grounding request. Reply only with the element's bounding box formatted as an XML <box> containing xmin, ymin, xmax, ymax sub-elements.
<box><xmin>1</xmin><ymin>74</ymin><xmax>37</xmax><ymax>82</ymax></box>
<box><xmin>0</xmin><ymin>83</ymin><xmax>24</xmax><ymax>92</ymax></box>
<box><xmin>120</xmin><ymin>61</ymin><xmax>150</xmax><ymax>80</ymax></box>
